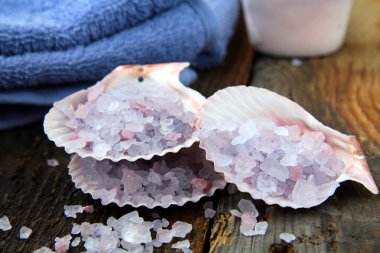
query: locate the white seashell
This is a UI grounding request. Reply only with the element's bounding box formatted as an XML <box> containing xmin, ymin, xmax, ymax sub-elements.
<box><xmin>44</xmin><ymin>62</ymin><xmax>206</xmax><ymax>162</ymax></box>
<box><xmin>199</xmin><ymin>86</ymin><xmax>378</xmax><ymax>208</ymax></box>
<box><xmin>68</xmin><ymin>144</ymin><xmax>226</xmax><ymax>208</ymax></box>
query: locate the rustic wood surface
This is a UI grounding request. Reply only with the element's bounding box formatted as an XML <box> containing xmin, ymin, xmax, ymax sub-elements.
<box><xmin>0</xmin><ymin>0</ymin><xmax>379</xmax><ymax>252</ymax></box>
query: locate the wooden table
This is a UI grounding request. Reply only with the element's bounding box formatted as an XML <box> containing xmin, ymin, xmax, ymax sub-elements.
<box><xmin>1</xmin><ymin>0</ymin><xmax>379</xmax><ymax>252</ymax></box>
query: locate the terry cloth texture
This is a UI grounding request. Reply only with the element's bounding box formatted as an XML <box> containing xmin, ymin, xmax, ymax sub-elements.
<box><xmin>0</xmin><ymin>0</ymin><xmax>240</xmax><ymax>129</ymax></box>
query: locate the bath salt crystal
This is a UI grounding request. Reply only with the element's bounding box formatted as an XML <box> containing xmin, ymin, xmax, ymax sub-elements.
<box><xmin>83</xmin><ymin>205</ymin><xmax>94</xmax><ymax>213</ymax></box>
<box><xmin>19</xmin><ymin>226</ymin><xmax>32</xmax><ymax>239</ymax></box>
<box><xmin>64</xmin><ymin>205</ymin><xmax>83</xmax><ymax>218</ymax></box>
<box><xmin>71</xmin><ymin>223</ymin><xmax>81</xmax><ymax>234</ymax></box>
<box><xmin>172</xmin><ymin>221</ymin><xmax>192</xmax><ymax>238</ymax></box>
<box><xmin>230</xmin><ymin>209</ymin><xmax>242</xmax><ymax>217</ymax></box>
<box><xmin>32</xmin><ymin>247</ymin><xmax>54</xmax><ymax>253</ymax></box>
<box><xmin>228</xmin><ymin>184</ymin><xmax>238</xmax><ymax>194</ymax></box>
<box><xmin>152</xmin><ymin>212</ymin><xmax>160</xmax><ymax>219</ymax></box>
<box><xmin>54</xmin><ymin>234</ymin><xmax>72</xmax><ymax>253</ymax></box>
<box><xmin>291</xmin><ymin>58</ymin><xmax>302</xmax><ymax>67</ymax></box>
<box><xmin>0</xmin><ymin>215</ymin><xmax>12</xmax><ymax>231</ymax></box>
<box><xmin>280</xmin><ymin>154</ymin><xmax>298</xmax><ymax>167</ymax></box>
<box><xmin>203</xmin><ymin>201</ymin><xmax>213</xmax><ymax>210</ymax></box>
<box><xmin>204</xmin><ymin>208</ymin><xmax>216</xmax><ymax>218</ymax></box>
<box><xmin>156</xmin><ymin>228</ymin><xmax>175</xmax><ymax>243</ymax></box>
<box><xmin>71</xmin><ymin>237</ymin><xmax>81</xmax><ymax>247</ymax></box>
<box><xmin>253</xmin><ymin>221</ymin><xmax>268</xmax><ymax>235</ymax></box>
<box><xmin>279</xmin><ymin>232</ymin><xmax>297</xmax><ymax>243</ymax></box>
<box><xmin>238</xmin><ymin>199</ymin><xmax>259</xmax><ymax>217</ymax></box>
<box><xmin>46</xmin><ymin>159</ymin><xmax>59</xmax><ymax>167</ymax></box>
<box><xmin>172</xmin><ymin>239</ymin><xmax>190</xmax><ymax>249</ymax></box>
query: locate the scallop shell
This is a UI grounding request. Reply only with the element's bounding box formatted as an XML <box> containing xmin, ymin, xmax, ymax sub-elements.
<box><xmin>44</xmin><ymin>62</ymin><xmax>206</xmax><ymax>162</ymax></box>
<box><xmin>199</xmin><ymin>86</ymin><xmax>378</xmax><ymax>208</ymax></box>
<box><xmin>68</xmin><ymin>144</ymin><xmax>226</xmax><ymax>208</ymax></box>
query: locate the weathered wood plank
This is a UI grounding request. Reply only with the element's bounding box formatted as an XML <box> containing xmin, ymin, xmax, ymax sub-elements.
<box><xmin>210</xmin><ymin>0</ymin><xmax>380</xmax><ymax>252</ymax></box>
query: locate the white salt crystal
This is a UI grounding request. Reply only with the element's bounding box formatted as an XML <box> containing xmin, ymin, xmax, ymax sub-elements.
<box><xmin>46</xmin><ymin>158</ymin><xmax>59</xmax><ymax>167</ymax></box>
<box><xmin>274</xmin><ymin>126</ymin><xmax>289</xmax><ymax>136</ymax></box>
<box><xmin>71</xmin><ymin>237</ymin><xmax>81</xmax><ymax>247</ymax></box>
<box><xmin>0</xmin><ymin>215</ymin><xmax>12</xmax><ymax>231</ymax></box>
<box><xmin>172</xmin><ymin>239</ymin><xmax>190</xmax><ymax>249</ymax></box>
<box><xmin>71</xmin><ymin>223</ymin><xmax>81</xmax><ymax>234</ymax></box>
<box><xmin>230</xmin><ymin>209</ymin><xmax>242</xmax><ymax>217</ymax></box>
<box><xmin>93</xmin><ymin>143</ymin><xmax>111</xmax><ymax>157</ymax></box>
<box><xmin>260</xmin><ymin>159</ymin><xmax>289</xmax><ymax>182</ymax></box>
<box><xmin>291</xmin><ymin>58</ymin><xmax>303</xmax><ymax>67</ymax></box>
<box><xmin>162</xmin><ymin>218</ymin><xmax>170</xmax><ymax>228</ymax></box>
<box><xmin>19</xmin><ymin>226</ymin><xmax>32</xmax><ymax>239</ymax></box>
<box><xmin>172</xmin><ymin>221</ymin><xmax>192</xmax><ymax>238</ymax></box>
<box><xmin>64</xmin><ymin>205</ymin><xmax>83</xmax><ymax>218</ymax></box>
<box><xmin>112</xmin><ymin>248</ymin><xmax>128</xmax><ymax>253</ymax></box>
<box><xmin>32</xmin><ymin>247</ymin><xmax>54</xmax><ymax>253</ymax></box>
<box><xmin>204</xmin><ymin>208</ymin><xmax>216</xmax><ymax>218</ymax></box>
<box><xmin>156</xmin><ymin>228</ymin><xmax>175</xmax><ymax>243</ymax></box>
<box><xmin>238</xmin><ymin>199</ymin><xmax>259</xmax><ymax>217</ymax></box>
<box><xmin>253</xmin><ymin>221</ymin><xmax>268</xmax><ymax>235</ymax></box>
<box><xmin>279</xmin><ymin>232</ymin><xmax>297</xmax><ymax>243</ymax></box>
<box><xmin>280</xmin><ymin>154</ymin><xmax>298</xmax><ymax>167</ymax></box>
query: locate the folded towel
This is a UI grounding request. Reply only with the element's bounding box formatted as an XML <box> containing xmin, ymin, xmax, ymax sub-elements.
<box><xmin>0</xmin><ymin>0</ymin><xmax>240</xmax><ymax>130</ymax></box>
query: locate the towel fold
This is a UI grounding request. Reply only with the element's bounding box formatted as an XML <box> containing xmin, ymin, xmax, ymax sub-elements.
<box><xmin>0</xmin><ymin>0</ymin><xmax>240</xmax><ymax>130</ymax></box>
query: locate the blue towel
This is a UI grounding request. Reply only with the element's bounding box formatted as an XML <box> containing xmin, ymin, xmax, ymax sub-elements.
<box><xmin>0</xmin><ymin>0</ymin><xmax>240</xmax><ymax>130</ymax></box>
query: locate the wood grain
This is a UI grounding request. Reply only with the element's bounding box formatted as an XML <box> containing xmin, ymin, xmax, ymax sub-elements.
<box><xmin>210</xmin><ymin>0</ymin><xmax>380</xmax><ymax>252</ymax></box>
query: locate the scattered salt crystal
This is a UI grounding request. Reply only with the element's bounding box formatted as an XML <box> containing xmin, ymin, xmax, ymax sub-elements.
<box><xmin>172</xmin><ymin>239</ymin><xmax>190</xmax><ymax>249</ymax></box>
<box><xmin>64</xmin><ymin>205</ymin><xmax>83</xmax><ymax>218</ymax></box>
<box><xmin>32</xmin><ymin>247</ymin><xmax>54</xmax><ymax>253</ymax></box>
<box><xmin>0</xmin><ymin>215</ymin><xmax>12</xmax><ymax>231</ymax></box>
<box><xmin>204</xmin><ymin>208</ymin><xmax>216</xmax><ymax>218</ymax></box>
<box><xmin>157</xmin><ymin>228</ymin><xmax>175</xmax><ymax>243</ymax></box>
<box><xmin>71</xmin><ymin>223</ymin><xmax>81</xmax><ymax>234</ymax></box>
<box><xmin>162</xmin><ymin>218</ymin><xmax>170</xmax><ymax>228</ymax></box>
<box><xmin>83</xmin><ymin>205</ymin><xmax>94</xmax><ymax>213</ymax></box>
<box><xmin>46</xmin><ymin>159</ymin><xmax>59</xmax><ymax>167</ymax></box>
<box><xmin>291</xmin><ymin>58</ymin><xmax>303</xmax><ymax>67</ymax></box>
<box><xmin>230</xmin><ymin>209</ymin><xmax>242</xmax><ymax>217</ymax></box>
<box><xmin>228</xmin><ymin>184</ymin><xmax>238</xmax><ymax>194</ymax></box>
<box><xmin>19</xmin><ymin>226</ymin><xmax>32</xmax><ymax>239</ymax></box>
<box><xmin>152</xmin><ymin>212</ymin><xmax>160</xmax><ymax>219</ymax></box>
<box><xmin>54</xmin><ymin>234</ymin><xmax>72</xmax><ymax>253</ymax></box>
<box><xmin>172</xmin><ymin>221</ymin><xmax>192</xmax><ymax>238</ymax></box>
<box><xmin>238</xmin><ymin>199</ymin><xmax>259</xmax><ymax>217</ymax></box>
<box><xmin>279</xmin><ymin>232</ymin><xmax>297</xmax><ymax>243</ymax></box>
<box><xmin>71</xmin><ymin>237</ymin><xmax>81</xmax><ymax>247</ymax></box>
<box><xmin>280</xmin><ymin>154</ymin><xmax>298</xmax><ymax>167</ymax></box>
<box><xmin>253</xmin><ymin>221</ymin><xmax>268</xmax><ymax>235</ymax></box>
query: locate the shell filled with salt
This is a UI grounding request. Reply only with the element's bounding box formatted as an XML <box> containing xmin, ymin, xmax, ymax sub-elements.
<box><xmin>199</xmin><ymin>86</ymin><xmax>378</xmax><ymax>208</ymax></box>
<box><xmin>44</xmin><ymin>62</ymin><xmax>206</xmax><ymax>162</ymax></box>
<box><xmin>68</xmin><ymin>144</ymin><xmax>226</xmax><ymax>208</ymax></box>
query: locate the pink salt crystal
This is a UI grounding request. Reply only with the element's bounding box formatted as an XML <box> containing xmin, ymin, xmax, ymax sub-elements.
<box><xmin>163</xmin><ymin>132</ymin><xmax>181</xmax><ymax>141</ymax></box>
<box><xmin>87</xmin><ymin>85</ymin><xmax>104</xmax><ymax>102</ymax></box>
<box><xmin>240</xmin><ymin>213</ymin><xmax>257</xmax><ymax>236</ymax></box>
<box><xmin>122</xmin><ymin>170</ymin><xmax>143</xmax><ymax>194</ymax></box>
<box><xmin>120</xmin><ymin>129</ymin><xmax>135</xmax><ymax>140</ymax></box>
<box><xmin>292</xmin><ymin>176</ymin><xmax>318</xmax><ymax>206</ymax></box>
<box><xmin>70</xmin><ymin>132</ymin><xmax>79</xmax><ymax>140</ymax></box>
<box><xmin>83</xmin><ymin>205</ymin><xmax>94</xmax><ymax>213</ymax></box>
<box><xmin>191</xmin><ymin>178</ymin><xmax>209</xmax><ymax>191</ymax></box>
<box><xmin>288</xmin><ymin>166</ymin><xmax>304</xmax><ymax>181</ymax></box>
<box><xmin>54</xmin><ymin>234</ymin><xmax>72</xmax><ymax>253</ymax></box>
